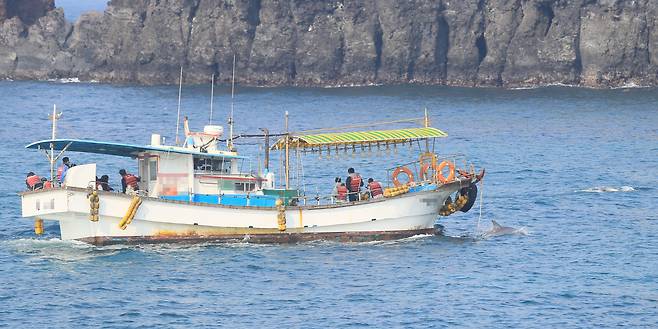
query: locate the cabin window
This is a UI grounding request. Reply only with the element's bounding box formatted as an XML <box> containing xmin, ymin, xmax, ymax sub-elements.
<box><xmin>149</xmin><ymin>159</ymin><xmax>158</xmax><ymax>181</ymax></box>
<box><xmin>194</xmin><ymin>157</ymin><xmax>231</xmax><ymax>174</ymax></box>
<box><xmin>234</xmin><ymin>182</ymin><xmax>255</xmax><ymax>192</ymax></box>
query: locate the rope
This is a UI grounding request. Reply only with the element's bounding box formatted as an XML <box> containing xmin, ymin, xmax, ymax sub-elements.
<box><xmin>476</xmin><ymin>177</ymin><xmax>484</xmax><ymax>236</ymax></box>
<box><xmin>300</xmin><ymin>150</ymin><xmax>306</xmax><ymax>196</ymax></box>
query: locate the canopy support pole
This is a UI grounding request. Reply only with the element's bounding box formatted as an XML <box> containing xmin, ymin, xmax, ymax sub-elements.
<box><xmin>424</xmin><ymin>108</ymin><xmax>430</xmax><ymax>152</ymax></box>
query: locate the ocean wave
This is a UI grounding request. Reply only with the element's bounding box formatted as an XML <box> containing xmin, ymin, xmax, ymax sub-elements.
<box><xmin>58</xmin><ymin>78</ymin><xmax>80</xmax><ymax>83</ymax></box>
<box><xmin>507</xmin><ymin>82</ymin><xmax>653</xmax><ymax>90</ymax></box>
<box><xmin>321</xmin><ymin>82</ymin><xmax>384</xmax><ymax>88</ymax></box>
<box><xmin>508</xmin><ymin>82</ymin><xmax>578</xmax><ymax>90</ymax></box>
<box><xmin>46</xmin><ymin>77</ymin><xmax>81</xmax><ymax>83</ymax></box>
<box><xmin>577</xmin><ymin>186</ymin><xmax>636</xmax><ymax>193</ymax></box>
<box><xmin>46</xmin><ymin>77</ymin><xmax>100</xmax><ymax>84</ymax></box>
<box><xmin>508</xmin><ymin>86</ymin><xmax>538</xmax><ymax>90</ymax></box>
<box><xmin>611</xmin><ymin>82</ymin><xmax>652</xmax><ymax>89</ymax></box>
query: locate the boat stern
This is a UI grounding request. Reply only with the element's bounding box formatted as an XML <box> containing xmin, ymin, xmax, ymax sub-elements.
<box><xmin>21</xmin><ymin>188</ymin><xmax>70</xmax><ymax>218</ymax></box>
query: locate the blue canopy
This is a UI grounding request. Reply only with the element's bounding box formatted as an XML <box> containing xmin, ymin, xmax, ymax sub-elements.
<box><xmin>26</xmin><ymin>139</ymin><xmax>246</xmax><ymax>159</ymax></box>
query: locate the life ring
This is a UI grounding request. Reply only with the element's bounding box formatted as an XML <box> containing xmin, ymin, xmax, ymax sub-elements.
<box><xmin>436</xmin><ymin>160</ymin><xmax>455</xmax><ymax>184</ymax></box>
<box><xmin>392</xmin><ymin>166</ymin><xmax>414</xmax><ymax>187</ymax></box>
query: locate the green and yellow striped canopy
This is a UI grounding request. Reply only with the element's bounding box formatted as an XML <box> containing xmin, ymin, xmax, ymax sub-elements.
<box><xmin>273</xmin><ymin>127</ymin><xmax>447</xmax><ymax>150</ymax></box>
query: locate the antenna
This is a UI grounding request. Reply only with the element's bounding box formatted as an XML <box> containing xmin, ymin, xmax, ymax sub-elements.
<box><xmin>175</xmin><ymin>66</ymin><xmax>183</xmax><ymax>146</ymax></box>
<box><xmin>228</xmin><ymin>54</ymin><xmax>236</xmax><ymax>151</ymax></box>
<box><xmin>209</xmin><ymin>73</ymin><xmax>215</xmax><ymax>124</ymax></box>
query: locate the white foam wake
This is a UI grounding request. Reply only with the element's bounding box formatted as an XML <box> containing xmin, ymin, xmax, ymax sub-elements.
<box><xmin>3</xmin><ymin>238</ymin><xmax>121</xmax><ymax>262</ymax></box>
<box><xmin>578</xmin><ymin>186</ymin><xmax>635</xmax><ymax>193</ymax></box>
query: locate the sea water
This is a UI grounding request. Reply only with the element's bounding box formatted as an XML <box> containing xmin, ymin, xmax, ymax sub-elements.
<box><xmin>0</xmin><ymin>81</ymin><xmax>657</xmax><ymax>328</ymax></box>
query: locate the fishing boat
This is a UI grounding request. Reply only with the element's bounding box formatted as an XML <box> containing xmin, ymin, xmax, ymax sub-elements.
<box><xmin>20</xmin><ymin>63</ymin><xmax>483</xmax><ymax>245</ymax></box>
<box><xmin>20</xmin><ymin>106</ymin><xmax>483</xmax><ymax>245</ymax></box>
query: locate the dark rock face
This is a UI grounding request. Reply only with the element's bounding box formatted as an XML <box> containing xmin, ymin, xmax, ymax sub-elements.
<box><xmin>1</xmin><ymin>0</ymin><xmax>55</xmax><ymax>24</ymax></box>
<box><xmin>1</xmin><ymin>0</ymin><xmax>658</xmax><ymax>88</ymax></box>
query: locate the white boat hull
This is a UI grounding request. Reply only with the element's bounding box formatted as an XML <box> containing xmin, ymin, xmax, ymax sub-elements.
<box><xmin>21</xmin><ymin>181</ymin><xmax>468</xmax><ymax>245</ymax></box>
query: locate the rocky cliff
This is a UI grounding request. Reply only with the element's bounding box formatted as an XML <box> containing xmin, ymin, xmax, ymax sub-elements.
<box><xmin>1</xmin><ymin>0</ymin><xmax>657</xmax><ymax>88</ymax></box>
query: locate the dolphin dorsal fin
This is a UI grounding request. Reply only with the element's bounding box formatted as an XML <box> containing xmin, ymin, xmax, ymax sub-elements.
<box><xmin>491</xmin><ymin>220</ymin><xmax>502</xmax><ymax>230</ymax></box>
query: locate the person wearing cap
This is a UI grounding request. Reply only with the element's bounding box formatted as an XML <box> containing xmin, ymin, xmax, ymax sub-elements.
<box><xmin>57</xmin><ymin>156</ymin><xmax>74</xmax><ymax>184</ymax></box>
<box><xmin>97</xmin><ymin>175</ymin><xmax>113</xmax><ymax>191</ymax></box>
<box><xmin>345</xmin><ymin>167</ymin><xmax>363</xmax><ymax>202</ymax></box>
<box><xmin>367</xmin><ymin>178</ymin><xmax>384</xmax><ymax>199</ymax></box>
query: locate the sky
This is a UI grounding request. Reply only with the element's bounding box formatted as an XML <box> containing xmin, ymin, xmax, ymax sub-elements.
<box><xmin>56</xmin><ymin>0</ymin><xmax>108</xmax><ymax>21</ymax></box>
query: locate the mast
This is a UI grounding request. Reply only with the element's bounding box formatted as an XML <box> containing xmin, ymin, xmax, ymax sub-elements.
<box><xmin>175</xmin><ymin>66</ymin><xmax>183</xmax><ymax>146</ymax></box>
<box><xmin>284</xmin><ymin>111</ymin><xmax>290</xmax><ymax>189</ymax></box>
<box><xmin>228</xmin><ymin>54</ymin><xmax>236</xmax><ymax>151</ymax></box>
<box><xmin>48</xmin><ymin>105</ymin><xmax>61</xmax><ymax>183</ymax></box>
<box><xmin>209</xmin><ymin>73</ymin><xmax>215</xmax><ymax>125</ymax></box>
<box><xmin>260</xmin><ymin>128</ymin><xmax>270</xmax><ymax>171</ymax></box>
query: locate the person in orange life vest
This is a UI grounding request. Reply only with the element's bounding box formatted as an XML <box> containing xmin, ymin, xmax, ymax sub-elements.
<box><xmin>119</xmin><ymin>169</ymin><xmax>139</xmax><ymax>193</ymax></box>
<box><xmin>331</xmin><ymin>177</ymin><xmax>342</xmax><ymax>198</ymax></box>
<box><xmin>57</xmin><ymin>157</ymin><xmax>73</xmax><ymax>184</ymax></box>
<box><xmin>332</xmin><ymin>177</ymin><xmax>348</xmax><ymax>202</ymax></box>
<box><xmin>336</xmin><ymin>183</ymin><xmax>348</xmax><ymax>202</ymax></box>
<box><xmin>97</xmin><ymin>175</ymin><xmax>113</xmax><ymax>191</ymax></box>
<box><xmin>42</xmin><ymin>178</ymin><xmax>53</xmax><ymax>189</ymax></box>
<box><xmin>345</xmin><ymin>167</ymin><xmax>363</xmax><ymax>202</ymax></box>
<box><xmin>25</xmin><ymin>172</ymin><xmax>43</xmax><ymax>190</ymax></box>
<box><xmin>367</xmin><ymin>178</ymin><xmax>384</xmax><ymax>199</ymax></box>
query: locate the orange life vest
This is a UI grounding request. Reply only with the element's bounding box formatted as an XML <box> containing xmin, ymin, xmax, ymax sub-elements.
<box><xmin>124</xmin><ymin>174</ymin><xmax>138</xmax><ymax>189</ymax></box>
<box><xmin>369</xmin><ymin>181</ymin><xmax>383</xmax><ymax>197</ymax></box>
<box><xmin>349</xmin><ymin>174</ymin><xmax>362</xmax><ymax>192</ymax></box>
<box><xmin>337</xmin><ymin>185</ymin><xmax>348</xmax><ymax>200</ymax></box>
<box><xmin>26</xmin><ymin>175</ymin><xmax>41</xmax><ymax>188</ymax></box>
<box><xmin>43</xmin><ymin>181</ymin><xmax>53</xmax><ymax>189</ymax></box>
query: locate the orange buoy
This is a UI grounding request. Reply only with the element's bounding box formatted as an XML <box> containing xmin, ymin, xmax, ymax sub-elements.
<box><xmin>392</xmin><ymin>166</ymin><xmax>414</xmax><ymax>187</ymax></box>
<box><xmin>436</xmin><ymin>160</ymin><xmax>455</xmax><ymax>184</ymax></box>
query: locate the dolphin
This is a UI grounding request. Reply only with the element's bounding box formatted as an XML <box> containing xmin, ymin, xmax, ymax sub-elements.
<box><xmin>481</xmin><ymin>220</ymin><xmax>527</xmax><ymax>238</ymax></box>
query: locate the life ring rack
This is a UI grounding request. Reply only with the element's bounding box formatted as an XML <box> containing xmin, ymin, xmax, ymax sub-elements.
<box><xmin>418</xmin><ymin>152</ymin><xmax>438</xmax><ymax>181</ymax></box>
<box><xmin>418</xmin><ymin>158</ymin><xmax>455</xmax><ymax>184</ymax></box>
